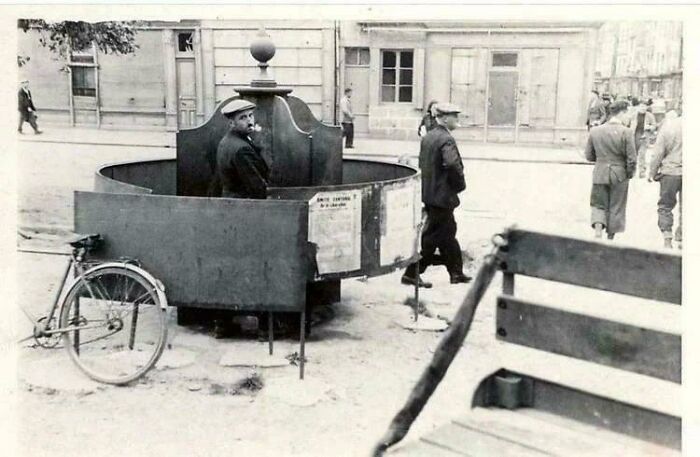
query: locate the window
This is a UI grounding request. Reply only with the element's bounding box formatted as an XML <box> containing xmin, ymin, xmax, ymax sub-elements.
<box><xmin>345</xmin><ymin>47</ymin><xmax>370</xmax><ymax>66</ymax></box>
<box><xmin>70</xmin><ymin>48</ymin><xmax>96</xmax><ymax>97</ymax></box>
<box><xmin>178</xmin><ymin>32</ymin><xmax>194</xmax><ymax>53</ymax></box>
<box><xmin>381</xmin><ymin>50</ymin><xmax>413</xmax><ymax>103</ymax></box>
<box><xmin>71</xmin><ymin>67</ymin><xmax>96</xmax><ymax>97</ymax></box>
<box><xmin>492</xmin><ymin>52</ymin><xmax>518</xmax><ymax>67</ymax></box>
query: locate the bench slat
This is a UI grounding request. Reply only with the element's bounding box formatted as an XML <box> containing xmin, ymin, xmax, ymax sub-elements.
<box><xmin>389</xmin><ymin>439</ymin><xmax>466</xmax><ymax>456</ymax></box>
<box><xmin>453</xmin><ymin>408</ymin><xmax>679</xmax><ymax>456</ymax></box>
<box><xmin>503</xmin><ymin>230</ymin><xmax>681</xmax><ymax>304</ymax></box>
<box><xmin>421</xmin><ymin>422</ymin><xmax>549</xmax><ymax>456</ymax></box>
<box><xmin>473</xmin><ymin>369</ymin><xmax>681</xmax><ymax>449</ymax></box>
<box><xmin>496</xmin><ymin>296</ymin><xmax>681</xmax><ymax>382</ymax></box>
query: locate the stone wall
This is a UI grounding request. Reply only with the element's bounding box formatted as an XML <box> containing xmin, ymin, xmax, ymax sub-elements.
<box><xmin>368</xmin><ymin>105</ymin><xmax>423</xmax><ymax>140</ymax></box>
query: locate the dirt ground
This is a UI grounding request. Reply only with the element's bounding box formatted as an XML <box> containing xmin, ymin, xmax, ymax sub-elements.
<box><xmin>9</xmin><ymin>138</ymin><xmax>682</xmax><ymax>456</ymax></box>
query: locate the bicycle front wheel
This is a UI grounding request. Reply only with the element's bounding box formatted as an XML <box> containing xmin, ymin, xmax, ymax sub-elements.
<box><xmin>59</xmin><ymin>265</ymin><xmax>168</xmax><ymax>385</ymax></box>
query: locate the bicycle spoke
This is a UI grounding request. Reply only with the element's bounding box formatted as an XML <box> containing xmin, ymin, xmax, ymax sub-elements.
<box><xmin>120</xmin><ymin>268</ymin><xmax>137</xmax><ymax>308</ymax></box>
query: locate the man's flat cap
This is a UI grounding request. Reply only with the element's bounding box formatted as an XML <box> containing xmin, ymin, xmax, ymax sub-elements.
<box><xmin>434</xmin><ymin>103</ymin><xmax>461</xmax><ymax>115</ymax></box>
<box><xmin>221</xmin><ymin>99</ymin><xmax>256</xmax><ymax>117</ymax></box>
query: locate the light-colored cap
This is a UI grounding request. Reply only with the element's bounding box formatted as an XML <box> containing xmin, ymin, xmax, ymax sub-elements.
<box><xmin>20</xmin><ymin>79</ymin><xmax>29</xmax><ymax>83</ymax></box>
<box><xmin>221</xmin><ymin>99</ymin><xmax>256</xmax><ymax>117</ymax></box>
<box><xmin>434</xmin><ymin>102</ymin><xmax>461</xmax><ymax>115</ymax></box>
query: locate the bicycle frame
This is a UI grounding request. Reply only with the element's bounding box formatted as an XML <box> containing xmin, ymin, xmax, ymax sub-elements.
<box><xmin>32</xmin><ymin>248</ymin><xmax>168</xmax><ymax>339</ymax></box>
<box><xmin>28</xmin><ymin>252</ymin><xmax>77</xmax><ymax>338</ymax></box>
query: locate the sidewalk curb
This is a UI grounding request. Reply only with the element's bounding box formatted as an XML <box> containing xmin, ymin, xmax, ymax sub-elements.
<box><xmin>18</xmin><ymin>137</ymin><xmax>174</xmax><ymax>149</ymax></box>
<box><xmin>345</xmin><ymin>152</ymin><xmax>592</xmax><ymax>166</ymax></box>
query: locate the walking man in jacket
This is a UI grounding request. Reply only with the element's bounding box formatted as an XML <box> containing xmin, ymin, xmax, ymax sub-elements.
<box><xmin>401</xmin><ymin>103</ymin><xmax>471</xmax><ymax>288</ymax></box>
<box><xmin>648</xmin><ymin>102</ymin><xmax>682</xmax><ymax>249</ymax></box>
<box><xmin>584</xmin><ymin>101</ymin><xmax>637</xmax><ymax>240</ymax></box>
<box><xmin>340</xmin><ymin>88</ymin><xmax>355</xmax><ymax>149</ymax></box>
<box><xmin>18</xmin><ymin>79</ymin><xmax>42</xmax><ymax>134</ymax></box>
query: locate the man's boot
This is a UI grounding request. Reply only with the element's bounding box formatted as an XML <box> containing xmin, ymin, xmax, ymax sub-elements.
<box><xmin>449</xmin><ymin>273</ymin><xmax>472</xmax><ymax>284</ymax></box>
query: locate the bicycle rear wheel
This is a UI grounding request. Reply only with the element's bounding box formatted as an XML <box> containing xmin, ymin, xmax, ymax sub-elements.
<box><xmin>59</xmin><ymin>265</ymin><xmax>168</xmax><ymax>385</ymax></box>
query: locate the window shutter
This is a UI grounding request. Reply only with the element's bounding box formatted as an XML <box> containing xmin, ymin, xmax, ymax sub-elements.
<box><xmin>413</xmin><ymin>48</ymin><xmax>425</xmax><ymax>109</ymax></box>
<box><xmin>518</xmin><ymin>49</ymin><xmax>532</xmax><ymax>126</ymax></box>
<box><xmin>451</xmin><ymin>48</ymin><xmax>485</xmax><ymax>126</ymax></box>
<box><xmin>528</xmin><ymin>49</ymin><xmax>559</xmax><ymax>127</ymax></box>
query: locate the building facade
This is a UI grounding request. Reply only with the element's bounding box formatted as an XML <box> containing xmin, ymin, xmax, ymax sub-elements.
<box><xmin>18</xmin><ymin>19</ymin><xmax>602</xmax><ymax>145</ymax></box>
<box><xmin>594</xmin><ymin>21</ymin><xmax>682</xmax><ymax>104</ymax></box>
<box><xmin>339</xmin><ymin>21</ymin><xmax>600</xmax><ymax>145</ymax></box>
<box><xmin>17</xmin><ymin>20</ymin><xmax>337</xmax><ymax>130</ymax></box>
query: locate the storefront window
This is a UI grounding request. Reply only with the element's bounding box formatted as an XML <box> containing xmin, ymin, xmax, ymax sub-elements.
<box><xmin>381</xmin><ymin>50</ymin><xmax>413</xmax><ymax>102</ymax></box>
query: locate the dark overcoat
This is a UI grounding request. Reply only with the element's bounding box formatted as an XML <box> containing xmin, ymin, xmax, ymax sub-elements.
<box><xmin>18</xmin><ymin>89</ymin><xmax>36</xmax><ymax>115</ymax></box>
<box><xmin>216</xmin><ymin>131</ymin><xmax>270</xmax><ymax>199</ymax></box>
<box><xmin>419</xmin><ymin>125</ymin><xmax>466</xmax><ymax>209</ymax></box>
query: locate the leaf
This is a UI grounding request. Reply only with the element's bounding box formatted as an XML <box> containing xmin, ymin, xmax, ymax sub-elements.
<box><xmin>20</xmin><ymin>19</ymin><xmax>140</xmax><ymax>58</ymax></box>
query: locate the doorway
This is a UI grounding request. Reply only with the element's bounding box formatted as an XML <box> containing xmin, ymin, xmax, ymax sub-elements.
<box><xmin>175</xmin><ymin>31</ymin><xmax>197</xmax><ymax>129</ymax></box>
<box><xmin>488</xmin><ymin>72</ymin><xmax>518</xmax><ymax>126</ymax></box>
<box><xmin>343</xmin><ymin>47</ymin><xmax>370</xmax><ymax>133</ymax></box>
<box><xmin>487</xmin><ymin>51</ymin><xmax>519</xmax><ymax>142</ymax></box>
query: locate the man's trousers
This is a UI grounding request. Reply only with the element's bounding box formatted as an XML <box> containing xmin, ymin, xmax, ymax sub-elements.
<box><xmin>342</xmin><ymin>122</ymin><xmax>354</xmax><ymax>148</ymax></box>
<box><xmin>590</xmin><ymin>180</ymin><xmax>630</xmax><ymax>235</ymax></box>
<box><xmin>658</xmin><ymin>175</ymin><xmax>682</xmax><ymax>241</ymax></box>
<box><xmin>405</xmin><ymin>205</ymin><xmax>463</xmax><ymax>278</ymax></box>
<box><xmin>18</xmin><ymin>111</ymin><xmax>39</xmax><ymax>132</ymax></box>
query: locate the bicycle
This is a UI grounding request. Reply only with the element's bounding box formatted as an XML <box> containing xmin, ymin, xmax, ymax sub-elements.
<box><xmin>20</xmin><ymin>233</ymin><xmax>169</xmax><ymax>385</ymax></box>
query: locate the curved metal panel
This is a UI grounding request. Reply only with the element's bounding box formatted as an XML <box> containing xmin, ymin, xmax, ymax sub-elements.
<box><xmin>177</xmin><ymin>95</ymin><xmax>239</xmax><ymax>197</ymax></box>
<box><xmin>88</xmin><ymin>156</ymin><xmax>420</xmax><ymax>284</ymax></box>
<box><xmin>270</xmin><ymin>96</ymin><xmax>312</xmax><ymax>186</ymax></box>
<box><xmin>287</xmin><ymin>95</ymin><xmax>343</xmax><ymax>186</ymax></box>
<box><xmin>96</xmin><ymin>159</ymin><xmax>176</xmax><ymax>195</ymax></box>
<box><xmin>269</xmin><ymin>163</ymin><xmax>421</xmax><ymax>279</ymax></box>
<box><xmin>75</xmin><ymin>191</ymin><xmax>309</xmax><ymax>312</ymax></box>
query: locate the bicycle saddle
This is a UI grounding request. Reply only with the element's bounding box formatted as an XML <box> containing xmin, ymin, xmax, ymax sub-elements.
<box><xmin>68</xmin><ymin>233</ymin><xmax>104</xmax><ymax>250</ymax></box>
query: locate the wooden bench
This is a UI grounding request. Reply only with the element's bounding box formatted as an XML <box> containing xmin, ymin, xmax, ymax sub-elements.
<box><xmin>390</xmin><ymin>229</ymin><xmax>682</xmax><ymax>456</ymax></box>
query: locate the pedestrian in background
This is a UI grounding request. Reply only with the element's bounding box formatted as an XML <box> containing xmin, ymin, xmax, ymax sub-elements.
<box><xmin>648</xmin><ymin>102</ymin><xmax>682</xmax><ymax>249</ymax></box>
<box><xmin>601</xmin><ymin>94</ymin><xmax>612</xmax><ymax>123</ymax></box>
<box><xmin>584</xmin><ymin>100</ymin><xmax>637</xmax><ymax>240</ymax></box>
<box><xmin>340</xmin><ymin>88</ymin><xmax>355</xmax><ymax>149</ymax></box>
<box><xmin>629</xmin><ymin>97</ymin><xmax>657</xmax><ymax>178</ymax></box>
<box><xmin>586</xmin><ymin>90</ymin><xmax>606</xmax><ymax>130</ymax></box>
<box><xmin>402</xmin><ymin>103</ymin><xmax>471</xmax><ymax>288</ymax></box>
<box><xmin>418</xmin><ymin>100</ymin><xmax>439</xmax><ymax>137</ymax></box>
<box><xmin>18</xmin><ymin>79</ymin><xmax>42</xmax><ymax>135</ymax></box>
<box><xmin>618</xmin><ymin>99</ymin><xmax>632</xmax><ymax>127</ymax></box>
